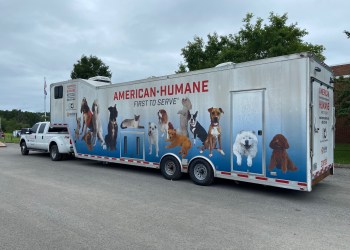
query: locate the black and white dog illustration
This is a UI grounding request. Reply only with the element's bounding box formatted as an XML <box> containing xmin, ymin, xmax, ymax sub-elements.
<box><xmin>105</xmin><ymin>104</ymin><xmax>118</xmax><ymax>151</ymax></box>
<box><xmin>148</xmin><ymin>122</ymin><xmax>159</xmax><ymax>157</ymax></box>
<box><xmin>188</xmin><ymin>111</ymin><xmax>207</xmax><ymax>145</ymax></box>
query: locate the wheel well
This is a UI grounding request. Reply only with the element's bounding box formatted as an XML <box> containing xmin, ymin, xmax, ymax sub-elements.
<box><xmin>160</xmin><ymin>153</ymin><xmax>182</xmax><ymax>168</ymax></box>
<box><xmin>49</xmin><ymin>141</ymin><xmax>57</xmax><ymax>150</ymax></box>
<box><xmin>160</xmin><ymin>153</ymin><xmax>181</xmax><ymax>163</ymax></box>
<box><xmin>188</xmin><ymin>157</ymin><xmax>216</xmax><ymax>176</ymax></box>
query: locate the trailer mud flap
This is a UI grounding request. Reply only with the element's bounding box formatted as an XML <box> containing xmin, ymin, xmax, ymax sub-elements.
<box><xmin>231</xmin><ymin>89</ymin><xmax>265</xmax><ymax>175</ymax></box>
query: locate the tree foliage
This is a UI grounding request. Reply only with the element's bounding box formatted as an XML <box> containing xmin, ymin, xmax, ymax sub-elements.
<box><xmin>334</xmin><ymin>77</ymin><xmax>350</xmax><ymax>120</ymax></box>
<box><xmin>0</xmin><ymin>110</ymin><xmax>48</xmax><ymax>132</ymax></box>
<box><xmin>177</xmin><ymin>12</ymin><xmax>325</xmax><ymax>72</ymax></box>
<box><xmin>345</xmin><ymin>30</ymin><xmax>350</xmax><ymax>39</ymax></box>
<box><xmin>71</xmin><ymin>55</ymin><xmax>112</xmax><ymax>80</ymax></box>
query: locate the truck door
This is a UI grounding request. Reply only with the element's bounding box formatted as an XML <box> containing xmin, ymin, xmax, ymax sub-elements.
<box><xmin>27</xmin><ymin>123</ymin><xmax>40</xmax><ymax>148</ymax></box>
<box><xmin>120</xmin><ymin>131</ymin><xmax>145</xmax><ymax>160</ymax></box>
<box><xmin>36</xmin><ymin>123</ymin><xmax>47</xmax><ymax>150</ymax></box>
<box><xmin>231</xmin><ymin>90</ymin><xmax>265</xmax><ymax>175</ymax></box>
<box><xmin>311</xmin><ymin>78</ymin><xmax>334</xmax><ymax>180</ymax></box>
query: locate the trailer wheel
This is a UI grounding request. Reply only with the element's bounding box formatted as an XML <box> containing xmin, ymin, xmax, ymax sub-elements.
<box><xmin>160</xmin><ymin>156</ymin><xmax>182</xmax><ymax>180</ymax></box>
<box><xmin>189</xmin><ymin>159</ymin><xmax>214</xmax><ymax>186</ymax></box>
<box><xmin>50</xmin><ymin>144</ymin><xmax>62</xmax><ymax>161</ymax></box>
<box><xmin>20</xmin><ymin>141</ymin><xmax>29</xmax><ymax>155</ymax></box>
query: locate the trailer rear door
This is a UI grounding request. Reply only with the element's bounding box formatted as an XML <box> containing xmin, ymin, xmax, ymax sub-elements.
<box><xmin>311</xmin><ymin>78</ymin><xmax>334</xmax><ymax>181</ymax></box>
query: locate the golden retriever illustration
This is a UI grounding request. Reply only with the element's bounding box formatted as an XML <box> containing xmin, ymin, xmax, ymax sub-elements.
<box><xmin>166</xmin><ymin>122</ymin><xmax>192</xmax><ymax>158</ymax></box>
<box><xmin>268</xmin><ymin>134</ymin><xmax>298</xmax><ymax>173</ymax></box>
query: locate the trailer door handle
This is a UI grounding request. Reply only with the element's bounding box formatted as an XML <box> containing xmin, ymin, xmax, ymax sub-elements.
<box><xmin>258</xmin><ymin>130</ymin><xmax>263</xmax><ymax>136</ymax></box>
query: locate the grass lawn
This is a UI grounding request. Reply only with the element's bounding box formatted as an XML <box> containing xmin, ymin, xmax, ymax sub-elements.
<box><xmin>0</xmin><ymin>133</ymin><xmax>20</xmax><ymax>144</ymax></box>
<box><xmin>334</xmin><ymin>144</ymin><xmax>350</xmax><ymax>164</ymax></box>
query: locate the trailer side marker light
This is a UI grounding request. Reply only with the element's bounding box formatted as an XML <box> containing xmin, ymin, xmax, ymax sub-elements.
<box><xmin>237</xmin><ymin>174</ymin><xmax>249</xmax><ymax>178</ymax></box>
<box><xmin>256</xmin><ymin>176</ymin><xmax>268</xmax><ymax>181</ymax></box>
<box><xmin>276</xmin><ymin>179</ymin><xmax>289</xmax><ymax>184</ymax></box>
<box><xmin>221</xmin><ymin>172</ymin><xmax>231</xmax><ymax>176</ymax></box>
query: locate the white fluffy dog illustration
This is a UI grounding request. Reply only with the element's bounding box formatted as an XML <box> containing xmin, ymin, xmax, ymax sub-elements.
<box><xmin>148</xmin><ymin>122</ymin><xmax>159</xmax><ymax>157</ymax></box>
<box><xmin>233</xmin><ymin>131</ymin><xmax>258</xmax><ymax>167</ymax></box>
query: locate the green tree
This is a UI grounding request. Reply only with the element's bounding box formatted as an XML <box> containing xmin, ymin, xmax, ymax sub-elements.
<box><xmin>335</xmin><ymin>77</ymin><xmax>350</xmax><ymax>119</ymax></box>
<box><xmin>345</xmin><ymin>30</ymin><xmax>350</xmax><ymax>38</ymax></box>
<box><xmin>71</xmin><ymin>55</ymin><xmax>112</xmax><ymax>80</ymax></box>
<box><xmin>178</xmin><ymin>12</ymin><xmax>325</xmax><ymax>72</ymax></box>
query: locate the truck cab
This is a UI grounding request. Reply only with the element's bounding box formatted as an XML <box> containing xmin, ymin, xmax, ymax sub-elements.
<box><xmin>20</xmin><ymin>122</ymin><xmax>73</xmax><ymax>161</ymax></box>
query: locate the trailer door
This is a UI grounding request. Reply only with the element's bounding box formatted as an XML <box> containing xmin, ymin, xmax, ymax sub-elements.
<box><xmin>311</xmin><ymin>78</ymin><xmax>334</xmax><ymax>180</ymax></box>
<box><xmin>231</xmin><ymin>90</ymin><xmax>265</xmax><ymax>175</ymax></box>
<box><xmin>120</xmin><ymin>131</ymin><xmax>145</xmax><ymax>160</ymax></box>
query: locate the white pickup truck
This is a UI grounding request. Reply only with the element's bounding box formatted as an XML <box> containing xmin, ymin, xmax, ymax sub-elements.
<box><xmin>19</xmin><ymin>122</ymin><xmax>73</xmax><ymax>161</ymax></box>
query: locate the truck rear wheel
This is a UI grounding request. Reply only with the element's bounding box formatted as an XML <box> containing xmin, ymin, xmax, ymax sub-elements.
<box><xmin>20</xmin><ymin>141</ymin><xmax>29</xmax><ymax>155</ymax></box>
<box><xmin>50</xmin><ymin>145</ymin><xmax>62</xmax><ymax>161</ymax></box>
<box><xmin>189</xmin><ymin>159</ymin><xmax>214</xmax><ymax>186</ymax></box>
<box><xmin>160</xmin><ymin>156</ymin><xmax>182</xmax><ymax>180</ymax></box>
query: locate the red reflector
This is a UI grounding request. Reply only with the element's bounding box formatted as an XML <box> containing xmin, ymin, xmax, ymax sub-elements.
<box><xmin>221</xmin><ymin>172</ymin><xmax>231</xmax><ymax>176</ymax></box>
<box><xmin>237</xmin><ymin>174</ymin><xmax>249</xmax><ymax>178</ymax></box>
<box><xmin>298</xmin><ymin>182</ymin><xmax>307</xmax><ymax>187</ymax></box>
<box><xmin>255</xmin><ymin>176</ymin><xmax>268</xmax><ymax>181</ymax></box>
<box><xmin>276</xmin><ymin>179</ymin><xmax>289</xmax><ymax>184</ymax></box>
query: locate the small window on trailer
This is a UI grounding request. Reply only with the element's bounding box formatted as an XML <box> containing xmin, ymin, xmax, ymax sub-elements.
<box><xmin>54</xmin><ymin>86</ymin><xmax>63</xmax><ymax>99</ymax></box>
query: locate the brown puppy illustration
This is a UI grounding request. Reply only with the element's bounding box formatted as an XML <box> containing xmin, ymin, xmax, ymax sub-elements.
<box><xmin>268</xmin><ymin>134</ymin><xmax>298</xmax><ymax>173</ymax></box>
<box><xmin>166</xmin><ymin>122</ymin><xmax>192</xmax><ymax>158</ymax></box>
<box><xmin>82</xmin><ymin>131</ymin><xmax>93</xmax><ymax>151</ymax></box>
<box><xmin>201</xmin><ymin>107</ymin><xmax>225</xmax><ymax>157</ymax></box>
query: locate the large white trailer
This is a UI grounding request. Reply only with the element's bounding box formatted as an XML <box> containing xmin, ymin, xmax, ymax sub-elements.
<box><xmin>51</xmin><ymin>52</ymin><xmax>335</xmax><ymax>191</ymax></box>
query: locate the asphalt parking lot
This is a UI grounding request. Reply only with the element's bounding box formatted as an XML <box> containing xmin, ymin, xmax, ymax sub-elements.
<box><xmin>1</xmin><ymin>143</ymin><xmax>349</xmax><ymax>249</ymax></box>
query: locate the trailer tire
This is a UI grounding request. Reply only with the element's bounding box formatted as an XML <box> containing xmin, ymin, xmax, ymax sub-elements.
<box><xmin>50</xmin><ymin>144</ymin><xmax>62</xmax><ymax>161</ymax></box>
<box><xmin>189</xmin><ymin>159</ymin><xmax>214</xmax><ymax>186</ymax></box>
<box><xmin>160</xmin><ymin>156</ymin><xmax>182</xmax><ymax>180</ymax></box>
<box><xmin>20</xmin><ymin>141</ymin><xmax>29</xmax><ymax>155</ymax></box>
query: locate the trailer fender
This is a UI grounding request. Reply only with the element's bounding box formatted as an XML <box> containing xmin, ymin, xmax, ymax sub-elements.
<box><xmin>160</xmin><ymin>153</ymin><xmax>182</xmax><ymax>169</ymax></box>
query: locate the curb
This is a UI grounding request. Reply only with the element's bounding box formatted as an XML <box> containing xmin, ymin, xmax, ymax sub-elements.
<box><xmin>335</xmin><ymin>163</ymin><xmax>350</xmax><ymax>168</ymax></box>
<box><xmin>0</xmin><ymin>142</ymin><xmax>6</xmax><ymax>147</ymax></box>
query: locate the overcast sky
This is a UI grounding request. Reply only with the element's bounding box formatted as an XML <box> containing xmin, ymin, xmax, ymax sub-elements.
<box><xmin>1</xmin><ymin>0</ymin><xmax>349</xmax><ymax>112</ymax></box>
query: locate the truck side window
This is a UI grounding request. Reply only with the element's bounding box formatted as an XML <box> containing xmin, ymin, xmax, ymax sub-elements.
<box><xmin>54</xmin><ymin>86</ymin><xmax>63</xmax><ymax>99</ymax></box>
<box><xmin>38</xmin><ymin>124</ymin><xmax>46</xmax><ymax>134</ymax></box>
<box><xmin>31</xmin><ymin>123</ymin><xmax>39</xmax><ymax>133</ymax></box>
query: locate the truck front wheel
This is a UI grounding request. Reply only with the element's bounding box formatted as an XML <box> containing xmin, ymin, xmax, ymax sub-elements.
<box><xmin>20</xmin><ymin>141</ymin><xmax>29</xmax><ymax>155</ymax></box>
<box><xmin>50</xmin><ymin>145</ymin><xmax>62</xmax><ymax>161</ymax></box>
